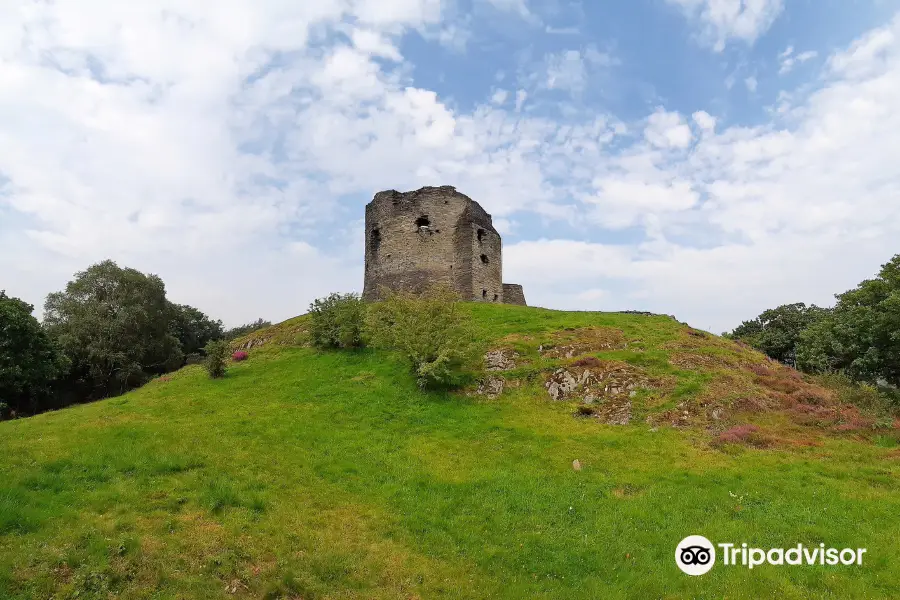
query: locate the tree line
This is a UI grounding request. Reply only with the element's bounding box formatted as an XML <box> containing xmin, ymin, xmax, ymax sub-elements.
<box><xmin>727</xmin><ymin>254</ymin><xmax>900</xmax><ymax>390</ymax></box>
<box><xmin>1</xmin><ymin>260</ymin><xmax>270</xmax><ymax>419</ymax></box>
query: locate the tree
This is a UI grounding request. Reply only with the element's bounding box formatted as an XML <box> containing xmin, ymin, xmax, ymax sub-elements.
<box><xmin>168</xmin><ymin>302</ymin><xmax>224</xmax><ymax>356</ymax></box>
<box><xmin>44</xmin><ymin>260</ymin><xmax>183</xmax><ymax>398</ymax></box>
<box><xmin>796</xmin><ymin>254</ymin><xmax>900</xmax><ymax>386</ymax></box>
<box><xmin>0</xmin><ymin>291</ymin><xmax>68</xmax><ymax>416</ymax></box>
<box><xmin>728</xmin><ymin>302</ymin><xmax>830</xmax><ymax>366</ymax></box>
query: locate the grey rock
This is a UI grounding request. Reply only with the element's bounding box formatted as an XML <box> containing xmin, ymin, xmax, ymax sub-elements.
<box><xmin>485</xmin><ymin>349</ymin><xmax>519</xmax><ymax>371</ymax></box>
<box><xmin>477</xmin><ymin>376</ymin><xmax>505</xmax><ymax>399</ymax></box>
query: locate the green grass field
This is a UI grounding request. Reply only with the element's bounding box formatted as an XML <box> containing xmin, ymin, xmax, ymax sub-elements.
<box><xmin>1</xmin><ymin>304</ymin><xmax>898</xmax><ymax>599</ymax></box>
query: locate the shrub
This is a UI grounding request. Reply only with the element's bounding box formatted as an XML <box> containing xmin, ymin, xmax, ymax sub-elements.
<box><xmin>232</xmin><ymin>351</ymin><xmax>248</xmax><ymax>362</ymax></box>
<box><xmin>309</xmin><ymin>293</ymin><xmax>366</xmax><ymax>349</ymax></box>
<box><xmin>365</xmin><ymin>285</ymin><xmax>478</xmax><ymax>389</ymax></box>
<box><xmin>814</xmin><ymin>372</ymin><xmax>900</xmax><ymax>412</ymax></box>
<box><xmin>203</xmin><ymin>340</ymin><xmax>229</xmax><ymax>378</ymax></box>
<box><xmin>715</xmin><ymin>424</ymin><xmax>771</xmax><ymax>448</ymax></box>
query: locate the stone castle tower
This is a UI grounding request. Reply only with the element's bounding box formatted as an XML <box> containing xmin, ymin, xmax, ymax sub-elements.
<box><xmin>363</xmin><ymin>185</ymin><xmax>526</xmax><ymax>305</ymax></box>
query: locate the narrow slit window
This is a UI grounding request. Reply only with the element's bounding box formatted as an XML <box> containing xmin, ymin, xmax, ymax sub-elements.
<box><xmin>480</xmin><ymin>254</ymin><xmax>489</xmax><ymax>264</ymax></box>
<box><xmin>416</xmin><ymin>216</ymin><xmax>430</xmax><ymax>227</ymax></box>
<box><xmin>482</xmin><ymin>289</ymin><xmax>487</xmax><ymax>299</ymax></box>
<box><xmin>371</xmin><ymin>227</ymin><xmax>381</xmax><ymax>251</ymax></box>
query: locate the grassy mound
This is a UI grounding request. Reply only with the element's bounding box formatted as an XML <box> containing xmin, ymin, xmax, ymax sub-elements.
<box><xmin>1</xmin><ymin>304</ymin><xmax>898</xmax><ymax>598</ymax></box>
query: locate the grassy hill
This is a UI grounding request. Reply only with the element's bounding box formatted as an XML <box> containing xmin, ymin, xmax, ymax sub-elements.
<box><xmin>1</xmin><ymin>304</ymin><xmax>898</xmax><ymax>599</ymax></box>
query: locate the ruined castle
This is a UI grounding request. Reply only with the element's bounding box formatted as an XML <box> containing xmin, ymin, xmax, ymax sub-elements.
<box><xmin>362</xmin><ymin>186</ymin><xmax>527</xmax><ymax>305</ymax></box>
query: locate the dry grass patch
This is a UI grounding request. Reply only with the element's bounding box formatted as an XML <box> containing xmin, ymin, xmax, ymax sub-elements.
<box><xmin>538</xmin><ymin>327</ymin><xmax>628</xmax><ymax>359</ymax></box>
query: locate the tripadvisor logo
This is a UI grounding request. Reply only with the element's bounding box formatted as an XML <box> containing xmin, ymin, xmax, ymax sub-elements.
<box><xmin>676</xmin><ymin>535</ymin><xmax>716</xmax><ymax>576</ymax></box>
<box><xmin>675</xmin><ymin>536</ymin><xmax>866</xmax><ymax>576</ymax></box>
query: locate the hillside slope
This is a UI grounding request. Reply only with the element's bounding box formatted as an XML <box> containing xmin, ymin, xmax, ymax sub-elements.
<box><xmin>1</xmin><ymin>304</ymin><xmax>898</xmax><ymax>599</ymax></box>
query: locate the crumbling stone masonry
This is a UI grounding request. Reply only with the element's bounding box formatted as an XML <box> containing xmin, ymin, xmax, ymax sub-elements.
<box><xmin>362</xmin><ymin>185</ymin><xmax>527</xmax><ymax>305</ymax></box>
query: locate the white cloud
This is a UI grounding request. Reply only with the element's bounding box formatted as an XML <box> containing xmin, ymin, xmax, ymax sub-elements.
<box><xmin>692</xmin><ymin>110</ymin><xmax>717</xmax><ymax>132</ymax></box>
<box><xmin>353</xmin><ymin>0</ymin><xmax>443</xmax><ymax>26</ymax></box>
<box><xmin>644</xmin><ymin>109</ymin><xmax>693</xmax><ymax>148</ymax></box>
<box><xmin>667</xmin><ymin>0</ymin><xmax>785</xmax><ymax>51</ymax></box>
<box><xmin>515</xmin><ymin>89</ymin><xmax>528</xmax><ymax>111</ymax></box>
<box><xmin>779</xmin><ymin>46</ymin><xmax>818</xmax><ymax>74</ymax></box>
<box><xmin>587</xmin><ymin>178</ymin><xmax>699</xmax><ymax>228</ymax></box>
<box><xmin>530</xmin><ymin>45</ymin><xmax>616</xmax><ymax>95</ymax></box>
<box><xmin>828</xmin><ymin>25</ymin><xmax>894</xmax><ymax>78</ymax></box>
<box><xmin>491</xmin><ymin>89</ymin><xmax>509</xmax><ymax>105</ymax></box>
<box><xmin>350</xmin><ymin>29</ymin><xmax>403</xmax><ymax>61</ymax></box>
<box><xmin>744</xmin><ymin>75</ymin><xmax>758</xmax><ymax>91</ymax></box>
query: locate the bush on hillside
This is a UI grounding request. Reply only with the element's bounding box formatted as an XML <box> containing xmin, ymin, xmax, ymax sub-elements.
<box><xmin>204</xmin><ymin>340</ymin><xmax>230</xmax><ymax>378</ymax></box>
<box><xmin>309</xmin><ymin>293</ymin><xmax>366</xmax><ymax>349</ymax></box>
<box><xmin>365</xmin><ymin>285</ymin><xmax>478</xmax><ymax>389</ymax></box>
<box><xmin>232</xmin><ymin>351</ymin><xmax>248</xmax><ymax>362</ymax></box>
<box><xmin>814</xmin><ymin>372</ymin><xmax>900</xmax><ymax>412</ymax></box>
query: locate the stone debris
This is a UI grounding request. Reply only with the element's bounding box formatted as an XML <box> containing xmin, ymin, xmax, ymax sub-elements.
<box><xmin>484</xmin><ymin>349</ymin><xmax>519</xmax><ymax>371</ymax></box>
<box><xmin>234</xmin><ymin>336</ymin><xmax>270</xmax><ymax>351</ymax></box>
<box><xmin>476</xmin><ymin>376</ymin><xmax>505</xmax><ymax>399</ymax></box>
<box><xmin>600</xmin><ymin>400</ymin><xmax>632</xmax><ymax>426</ymax></box>
<box><xmin>572</xmin><ymin>459</ymin><xmax>582</xmax><ymax>471</ymax></box>
<box><xmin>546</xmin><ymin>368</ymin><xmax>582</xmax><ymax>401</ymax></box>
<box><xmin>545</xmin><ymin>365</ymin><xmax>647</xmax><ymax>403</ymax></box>
<box><xmin>545</xmin><ymin>362</ymin><xmax>653</xmax><ymax>426</ymax></box>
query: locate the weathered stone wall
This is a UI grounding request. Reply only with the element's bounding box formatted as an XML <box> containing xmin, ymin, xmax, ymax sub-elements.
<box><xmin>363</xmin><ymin>186</ymin><xmax>505</xmax><ymax>302</ymax></box>
<box><xmin>467</xmin><ymin>203</ymin><xmax>503</xmax><ymax>302</ymax></box>
<box><xmin>502</xmin><ymin>283</ymin><xmax>527</xmax><ymax>306</ymax></box>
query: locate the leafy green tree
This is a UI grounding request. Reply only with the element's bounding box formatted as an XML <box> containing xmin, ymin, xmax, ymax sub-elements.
<box><xmin>309</xmin><ymin>293</ymin><xmax>366</xmax><ymax>349</ymax></box>
<box><xmin>365</xmin><ymin>285</ymin><xmax>478</xmax><ymax>389</ymax></box>
<box><xmin>796</xmin><ymin>254</ymin><xmax>900</xmax><ymax>386</ymax></box>
<box><xmin>203</xmin><ymin>339</ymin><xmax>229</xmax><ymax>378</ymax></box>
<box><xmin>0</xmin><ymin>291</ymin><xmax>68</xmax><ymax>416</ymax></box>
<box><xmin>169</xmin><ymin>302</ymin><xmax>224</xmax><ymax>356</ymax></box>
<box><xmin>44</xmin><ymin>260</ymin><xmax>183</xmax><ymax>398</ymax></box>
<box><xmin>728</xmin><ymin>302</ymin><xmax>830</xmax><ymax>366</ymax></box>
<box><xmin>223</xmin><ymin>318</ymin><xmax>271</xmax><ymax>341</ymax></box>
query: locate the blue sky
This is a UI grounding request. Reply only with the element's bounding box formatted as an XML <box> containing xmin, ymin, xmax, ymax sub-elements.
<box><xmin>2</xmin><ymin>0</ymin><xmax>900</xmax><ymax>332</ymax></box>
